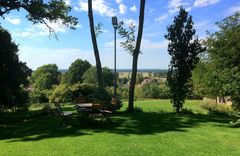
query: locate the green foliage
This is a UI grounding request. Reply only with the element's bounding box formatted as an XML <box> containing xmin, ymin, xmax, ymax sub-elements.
<box><xmin>0</xmin><ymin>27</ymin><xmax>32</xmax><ymax>110</ymax></box>
<box><xmin>0</xmin><ymin>0</ymin><xmax>78</xmax><ymax>35</ymax></box>
<box><xmin>204</xmin><ymin>12</ymin><xmax>240</xmax><ymax>110</ymax></box>
<box><xmin>49</xmin><ymin>84</ymin><xmax>72</xmax><ymax>103</ymax></box>
<box><xmin>117</xmin><ymin>86</ymin><xmax>129</xmax><ymax>99</ymax></box>
<box><xmin>159</xmin><ymin>83</ymin><xmax>170</xmax><ymax>99</ymax></box>
<box><xmin>30</xmin><ymin>90</ymin><xmax>49</xmax><ymax>103</ymax></box>
<box><xmin>94</xmin><ymin>22</ymin><xmax>103</xmax><ymax>37</ymax></box>
<box><xmin>201</xmin><ymin>102</ymin><xmax>234</xmax><ymax>116</ymax></box>
<box><xmin>141</xmin><ymin>83</ymin><xmax>161</xmax><ymax>99</ymax></box>
<box><xmin>118</xmin><ymin>24</ymin><xmax>136</xmax><ymax>55</ymax></box>
<box><xmin>14</xmin><ymin>89</ymin><xmax>30</xmax><ymax>111</ymax></box>
<box><xmin>71</xmin><ymin>83</ymin><xmax>121</xmax><ymax>110</ymax></box>
<box><xmin>41</xmin><ymin>104</ymin><xmax>54</xmax><ymax>116</ymax></box>
<box><xmin>136</xmin><ymin>73</ymin><xmax>144</xmax><ymax>84</ymax></box>
<box><xmin>31</xmin><ymin>64</ymin><xmax>60</xmax><ymax>90</ymax></box>
<box><xmin>71</xmin><ymin>83</ymin><xmax>95</xmax><ymax>98</ymax></box>
<box><xmin>118</xmin><ymin>77</ymin><xmax>129</xmax><ymax>85</ymax></box>
<box><xmin>165</xmin><ymin>7</ymin><xmax>205</xmax><ymax>112</ymax></box>
<box><xmin>82</xmin><ymin>67</ymin><xmax>114</xmax><ymax>87</ymax></box>
<box><xmin>62</xmin><ymin>59</ymin><xmax>91</xmax><ymax>84</ymax></box>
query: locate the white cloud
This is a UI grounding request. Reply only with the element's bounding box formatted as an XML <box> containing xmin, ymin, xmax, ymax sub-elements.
<box><xmin>73</xmin><ymin>6</ymin><xmax>80</xmax><ymax>12</ymax></box>
<box><xmin>155</xmin><ymin>14</ymin><xmax>168</xmax><ymax>22</ymax></box>
<box><xmin>13</xmin><ymin>20</ymin><xmax>73</xmax><ymax>38</ymax></box>
<box><xmin>123</xmin><ymin>18</ymin><xmax>137</xmax><ymax>27</ymax></box>
<box><xmin>130</xmin><ymin>5</ymin><xmax>137</xmax><ymax>12</ymax></box>
<box><xmin>78</xmin><ymin>0</ymin><xmax>116</xmax><ymax>17</ymax></box>
<box><xmin>168</xmin><ymin>0</ymin><xmax>183</xmax><ymax>14</ymax></box>
<box><xmin>119</xmin><ymin>4</ymin><xmax>127</xmax><ymax>14</ymax></box>
<box><xmin>168</xmin><ymin>0</ymin><xmax>191</xmax><ymax>14</ymax></box>
<box><xmin>194</xmin><ymin>0</ymin><xmax>220</xmax><ymax>8</ymax></box>
<box><xmin>225</xmin><ymin>6</ymin><xmax>240</xmax><ymax>15</ymax></box>
<box><xmin>115</xmin><ymin>0</ymin><xmax>122</xmax><ymax>4</ymax></box>
<box><xmin>6</xmin><ymin>17</ymin><xmax>21</xmax><ymax>25</ymax></box>
<box><xmin>154</xmin><ymin>0</ymin><xmax>191</xmax><ymax>23</ymax></box>
<box><xmin>64</xmin><ymin>0</ymin><xmax>71</xmax><ymax>5</ymax></box>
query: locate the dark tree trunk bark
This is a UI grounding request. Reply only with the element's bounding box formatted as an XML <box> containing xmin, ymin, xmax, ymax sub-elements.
<box><xmin>88</xmin><ymin>0</ymin><xmax>103</xmax><ymax>88</ymax></box>
<box><xmin>128</xmin><ymin>0</ymin><xmax>146</xmax><ymax>112</ymax></box>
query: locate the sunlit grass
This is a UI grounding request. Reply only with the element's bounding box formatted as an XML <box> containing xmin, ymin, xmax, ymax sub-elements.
<box><xmin>0</xmin><ymin>100</ymin><xmax>239</xmax><ymax>156</ymax></box>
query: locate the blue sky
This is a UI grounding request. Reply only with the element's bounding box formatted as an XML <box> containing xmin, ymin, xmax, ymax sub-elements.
<box><xmin>0</xmin><ymin>0</ymin><xmax>240</xmax><ymax>70</ymax></box>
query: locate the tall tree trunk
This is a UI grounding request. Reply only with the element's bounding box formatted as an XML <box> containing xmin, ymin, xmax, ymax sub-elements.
<box><xmin>128</xmin><ymin>0</ymin><xmax>146</xmax><ymax>112</ymax></box>
<box><xmin>88</xmin><ymin>0</ymin><xmax>103</xmax><ymax>88</ymax></box>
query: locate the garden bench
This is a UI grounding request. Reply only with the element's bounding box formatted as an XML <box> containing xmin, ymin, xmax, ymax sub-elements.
<box><xmin>54</xmin><ymin>103</ymin><xmax>74</xmax><ymax>126</ymax></box>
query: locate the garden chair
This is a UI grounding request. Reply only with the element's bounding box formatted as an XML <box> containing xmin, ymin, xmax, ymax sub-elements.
<box><xmin>54</xmin><ymin>103</ymin><xmax>74</xmax><ymax>126</ymax></box>
<box><xmin>92</xmin><ymin>104</ymin><xmax>112</xmax><ymax>121</ymax></box>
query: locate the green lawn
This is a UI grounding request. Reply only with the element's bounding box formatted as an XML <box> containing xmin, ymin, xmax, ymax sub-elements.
<box><xmin>1</xmin><ymin>100</ymin><xmax>240</xmax><ymax>156</ymax></box>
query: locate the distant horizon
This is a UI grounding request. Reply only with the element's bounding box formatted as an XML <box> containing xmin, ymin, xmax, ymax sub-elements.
<box><xmin>58</xmin><ymin>68</ymin><xmax>168</xmax><ymax>72</ymax></box>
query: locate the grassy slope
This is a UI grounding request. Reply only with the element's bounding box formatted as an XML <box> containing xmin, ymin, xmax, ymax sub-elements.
<box><xmin>0</xmin><ymin>100</ymin><xmax>240</xmax><ymax>156</ymax></box>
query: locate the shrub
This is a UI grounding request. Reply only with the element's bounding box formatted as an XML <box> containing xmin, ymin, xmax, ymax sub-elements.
<box><xmin>230</xmin><ymin>112</ymin><xmax>240</xmax><ymax>127</ymax></box>
<box><xmin>134</xmin><ymin>85</ymin><xmax>142</xmax><ymax>100</ymax></box>
<box><xmin>30</xmin><ymin>89</ymin><xmax>49</xmax><ymax>103</ymax></box>
<box><xmin>41</xmin><ymin>104</ymin><xmax>54</xmax><ymax>116</ymax></box>
<box><xmin>71</xmin><ymin>83</ymin><xmax>122</xmax><ymax>110</ymax></box>
<box><xmin>141</xmin><ymin>83</ymin><xmax>161</xmax><ymax>99</ymax></box>
<box><xmin>14</xmin><ymin>89</ymin><xmax>30</xmax><ymax>112</ymax></box>
<box><xmin>71</xmin><ymin>83</ymin><xmax>95</xmax><ymax>98</ymax></box>
<box><xmin>201</xmin><ymin>102</ymin><xmax>234</xmax><ymax>116</ymax></box>
<box><xmin>49</xmin><ymin>84</ymin><xmax>72</xmax><ymax>103</ymax></box>
<box><xmin>159</xmin><ymin>83</ymin><xmax>170</xmax><ymax>99</ymax></box>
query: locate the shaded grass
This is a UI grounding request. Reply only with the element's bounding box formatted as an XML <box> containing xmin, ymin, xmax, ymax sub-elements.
<box><xmin>0</xmin><ymin>100</ymin><xmax>240</xmax><ymax>156</ymax></box>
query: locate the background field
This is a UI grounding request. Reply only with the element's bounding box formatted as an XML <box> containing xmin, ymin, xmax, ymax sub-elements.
<box><xmin>1</xmin><ymin>100</ymin><xmax>240</xmax><ymax>156</ymax></box>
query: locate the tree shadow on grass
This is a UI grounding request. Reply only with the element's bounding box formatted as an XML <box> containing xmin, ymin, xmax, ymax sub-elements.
<box><xmin>0</xmin><ymin>108</ymin><xmax>232</xmax><ymax>142</ymax></box>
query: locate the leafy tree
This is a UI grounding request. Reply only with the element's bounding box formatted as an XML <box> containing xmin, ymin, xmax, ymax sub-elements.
<box><xmin>82</xmin><ymin>67</ymin><xmax>114</xmax><ymax>87</ymax></box>
<box><xmin>118</xmin><ymin>0</ymin><xmax>146</xmax><ymax>112</ymax></box>
<box><xmin>205</xmin><ymin>12</ymin><xmax>240</xmax><ymax>110</ymax></box>
<box><xmin>136</xmin><ymin>73</ymin><xmax>144</xmax><ymax>84</ymax></box>
<box><xmin>141</xmin><ymin>82</ymin><xmax>161</xmax><ymax>99</ymax></box>
<box><xmin>118</xmin><ymin>77</ymin><xmax>128</xmax><ymax>85</ymax></box>
<box><xmin>192</xmin><ymin>58</ymin><xmax>215</xmax><ymax>98</ymax></box>
<box><xmin>62</xmin><ymin>59</ymin><xmax>91</xmax><ymax>84</ymax></box>
<box><xmin>88</xmin><ymin>0</ymin><xmax>103</xmax><ymax>87</ymax></box>
<box><xmin>165</xmin><ymin>7</ymin><xmax>205</xmax><ymax>112</ymax></box>
<box><xmin>49</xmin><ymin>84</ymin><xmax>72</xmax><ymax>103</ymax></box>
<box><xmin>31</xmin><ymin>64</ymin><xmax>60</xmax><ymax>90</ymax></box>
<box><xmin>0</xmin><ymin>26</ymin><xmax>32</xmax><ymax>109</ymax></box>
<box><xmin>159</xmin><ymin>83</ymin><xmax>170</xmax><ymax>99</ymax></box>
<box><xmin>0</xmin><ymin>0</ymin><xmax>78</xmax><ymax>35</ymax></box>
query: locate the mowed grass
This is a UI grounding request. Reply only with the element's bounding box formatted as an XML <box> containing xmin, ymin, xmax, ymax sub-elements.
<box><xmin>0</xmin><ymin>100</ymin><xmax>240</xmax><ymax>156</ymax></box>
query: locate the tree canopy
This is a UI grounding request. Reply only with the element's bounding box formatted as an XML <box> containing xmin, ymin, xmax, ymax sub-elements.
<box><xmin>203</xmin><ymin>12</ymin><xmax>240</xmax><ymax>110</ymax></box>
<box><xmin>30</xmin><ymin>64</ymin><xmax>60</xmax><ymax>90</ymax></box>
<box><xmin>0</xmin><ymin>0</ymin><xmax>78</xmax><ymax>34</ymax></box>
<box><xmin>165</xmin><ymin>7</ymin><xmax>205</xmax><ymax>112</ymax></box>
<box><xmin>62</xmin><ymin>59</ymin><xmax>92</xmax><ymax>84</ymax></box>
<box><xmin>82</xmin><ymin>67</ymin><xmax>114</xmax><ymax>87</ymax></box>
<box><xmin>0</xmin><ymin>26</ymin><xmax>32</xmax><ymax>109</ymax></box>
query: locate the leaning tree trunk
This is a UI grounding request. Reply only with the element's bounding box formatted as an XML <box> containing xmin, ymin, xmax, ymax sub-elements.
<box><xmin>88</xmin><ymin>0</ymin><xmax>103</xmax><ymax>88</ymax></box>
<box><xmin>128</xmin><ymin>0</ymin><xmax>146</xmax><ymax>112</ymax></box>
